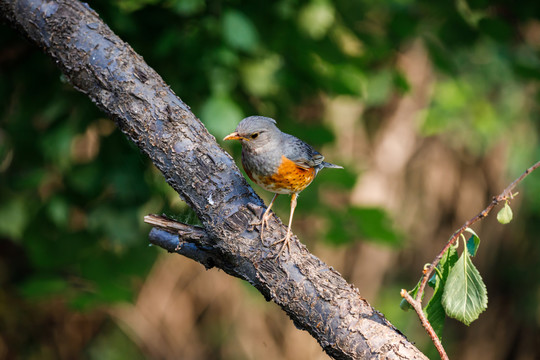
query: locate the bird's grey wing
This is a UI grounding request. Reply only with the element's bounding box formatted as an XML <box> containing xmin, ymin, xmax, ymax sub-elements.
<box><xmin>282</xmin><ymin>133</ymin><xmax>325</xmax><ymax>169</ymax></box>
<box><xmin>282</xmin><ymin>133</ymin><xmax>344</xmax><ymax>170</ymax></box>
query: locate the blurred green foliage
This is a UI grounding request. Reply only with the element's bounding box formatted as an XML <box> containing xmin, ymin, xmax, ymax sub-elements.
<box><xmin>1</xmin><ymin>0</ymin><xmax>540</xmax><ymax>357</ymax></box>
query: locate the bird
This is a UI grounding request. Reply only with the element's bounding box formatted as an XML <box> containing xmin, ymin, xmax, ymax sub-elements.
<box><xmin>223</xmin><ymin>116</ymin><xmax>343</xmax><ymax>256</ymax></box>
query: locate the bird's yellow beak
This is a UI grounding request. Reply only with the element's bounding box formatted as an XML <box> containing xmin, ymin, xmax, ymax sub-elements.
<box><xmin>223</xmin><ymin>132</ymin><xmax>246</xmax><ymax>141</ymax></box>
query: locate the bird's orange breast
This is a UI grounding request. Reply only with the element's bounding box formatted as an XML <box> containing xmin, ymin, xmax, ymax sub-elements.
<box><xmin>246</xmin><ymin>155</ymin><xmax>316</xmax><ymax>194</ymax></box>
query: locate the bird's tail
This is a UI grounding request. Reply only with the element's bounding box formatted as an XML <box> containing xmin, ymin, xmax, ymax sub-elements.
<box><xmin>322</xmin><ymin>161</ymin><xmax>343</xmax><ymax>169</ymax></box>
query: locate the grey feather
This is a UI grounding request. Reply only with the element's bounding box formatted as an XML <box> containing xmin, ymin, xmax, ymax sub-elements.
<box><xmin>232</xmin><ymin>115</ymin><xmax>343</xmax><ymax>176</ymax></box>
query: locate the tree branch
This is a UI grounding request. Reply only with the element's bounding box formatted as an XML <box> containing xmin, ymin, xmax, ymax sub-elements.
<box><xmin>0</xmin><ymin>1</ymin><xmax>428</xmax><ymax>358</ymax></box>
<box><xmin>145</xmin><ymin>214</ymin><xmax>247</xmax><ymax>276</ymax></box>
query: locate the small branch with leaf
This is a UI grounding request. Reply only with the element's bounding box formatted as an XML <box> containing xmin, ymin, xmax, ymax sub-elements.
<box><xmin>400</xmin><ymin>160</ymin><xmax>540</xmax><ymax>360</ymax></box>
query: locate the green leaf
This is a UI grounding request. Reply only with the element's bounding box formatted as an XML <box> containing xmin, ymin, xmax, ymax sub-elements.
<box><xmin>365</xmin><ymin>70</ymin><xmax>393</xmax><ymax>106</ymax></box>
<box><xmin>425</xmin><ymin>246</ymin><xmax>458</xmax><ymax>338</ymax></box>
<box><xmin>223</xmin><ymin>10</ymin><xmax>259</xmax><ymax>52</ymax></box>
<box><xmin>464</xmin><ymin>227</ymin><xmax>481</xmax><ymax>257</ymax></box>
<box><xmin>88</xmin><ymin>207</ymin><xmax>141</xmax><ymax>247</ymax></box>
<box><xmin>46</xmin><ymin>196</ymin><xmax>70</xmax><ymax>228</ymax></box>
<box><xmin>298</xmin><ymin>0</ymin><xmax>335</xmax><ymax>39</ymax></box>
<box><xmin>399</xmin><ymin>297</ymin><xmax>412</xmax><ymax>311</ymax></box>
<box><xmin>399</xmin><ymin>298</ymin><xmax>411</xmax><ymax>311</ymax></box>
<box><xmin>497</xmin><ymin>202</ymin><xmax>513</xmax><ymax>224</ymax></box>
<box><xmin>400</xmin><ymin>280</ymin><xmax>421</xmax><ymax>311</ymax></box>
<box><xmin>356</xmin><ymin>208</ymin><xmax>400</xmax><ymax>245</ymax></box>
<box><xmin>425</xmin><ymin>291</ymin><xmax>446</xmax><ymax>337</ymax></box>
<box><xmin>393</xmin><ymin>70</ymin><xmax>411</xmax><ymax>94</ymax></box>
<box><xmin>0</xmin><ymin>198</ymin><xmax>29</xmax><ymax>240</ymax></box>
<box><xmin>171</xmin><ymin>0</ymin><xmax>205</xmax><ymax>15</ymax></box>
<box><xmin>116</xmin><ymin>0</ymin><xmax>159</xmax><ymax>12</ymax></box>
<box><xmin>478</xmin><ymin>18</ymin><xmax>512</xmax><ymax>42</ymax></box>
<box><xmin>240</xmin><ymin>55</ymin><xmax>282</xmax><ymax>97</ymax></box>
<box><xmin>427</xmin><ymin>273</ymin><xmax>438</xmax><ymax>289</ymax></box>
<box><xmin>442</xmin><ymin>247</ymin><xmax>488</xmax><ymax>326</ymax></box>
<box><xmin>200</xmin><ymin>95</ymin><xmax>244</xmax><ymax>139</ymax></box>
<box><xmin>334</xmin><ymin>64</ymin><xmax>366</xmax><ymax>97</ymax></box>
<box><xmin>326</xmin><ymin>207</ymin><xmax>401</xmax><ymax>246</ymax></box>
<box><xmin>19</xmin><ymin>276</ymin><xmax>68</xmax><ymax>299</ymax></box>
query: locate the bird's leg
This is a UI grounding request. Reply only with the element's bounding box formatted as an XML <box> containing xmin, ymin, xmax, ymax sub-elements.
<box><xmin>256</xmin><ymin>193</ymin><xmax>279</xmax><ymax>244</ymax></box>
<box><xmin>273</xmin><ymin>193</ymin><xmax>297</xmax><ymax>257</ymax></box>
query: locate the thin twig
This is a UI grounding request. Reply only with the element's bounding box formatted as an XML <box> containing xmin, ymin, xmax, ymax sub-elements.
<box><xmin>401</xmin><ymin>160</ymin><xmax>540</xmax><ymax>360</ymax></box>
<box><xmin>401</xmin><ymin>289</ymin><xmax>449</xmax><ymax>360</ymax></box>
<box><xmin>416</xmin><ymin>160</ymin><xmax>540</xmax><ymax>301</ymax></box>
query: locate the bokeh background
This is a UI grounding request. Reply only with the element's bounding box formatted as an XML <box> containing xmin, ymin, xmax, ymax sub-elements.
<box><xmin>1</xmin><ymin>0</ymin><xmax>540</xmax><ymax>359</ymax></box>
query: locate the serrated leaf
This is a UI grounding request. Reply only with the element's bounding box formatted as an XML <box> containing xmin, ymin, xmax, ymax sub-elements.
<box><xmin>425</xmin><ymin>246</ymin><xmax>458</xmax><ymax>338</ymax></box>
<box><xmin>425</xmin><ymin>291</ymin><xmax>446</xmax><ymax>337</ymax></box>
<box><xmin>442</xmin><ymin>248</ymin><xmax>488</xmax><ymax>325</ymax></box>
<box><xmin>465</xmin><ymin>228</ymin><xmax>481</xmax><ymax>257</ymax></box>
<box><xmin>441</xmin><ymin>245</ymin><xmax>460</xmax><ymax>273</ymax></box>
<box><xmin>497</xmin><ymin>202</ymin><xmax>513</xmax><ymax>224</ymax></box>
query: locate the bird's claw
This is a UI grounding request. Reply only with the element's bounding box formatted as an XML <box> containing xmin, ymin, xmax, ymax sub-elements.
<box><xmin>258</xmin><ymin>211</ymin><xmax>273</xmax><ymax>245</ymax></box>
<box><xmin>270</xmin><ymin>231</ymin><xmax>292</xmax><ymax>258</ymax></box>
<box><xmin>255</xmin><ymin>212</ymin><xmax>293</xmax><ymax>259</ymax></box>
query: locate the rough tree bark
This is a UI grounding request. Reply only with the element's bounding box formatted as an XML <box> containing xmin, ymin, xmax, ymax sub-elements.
<box><xmin>0</xmin><ymin>1</ymin><xmax>428</xmax><ymax>359</ymax></box>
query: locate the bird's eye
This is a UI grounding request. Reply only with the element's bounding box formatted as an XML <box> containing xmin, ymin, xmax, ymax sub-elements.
<box><xmin>251</xmin><ymin>133</ymin><xmax>259</xmax><ymax>139</ymax></box>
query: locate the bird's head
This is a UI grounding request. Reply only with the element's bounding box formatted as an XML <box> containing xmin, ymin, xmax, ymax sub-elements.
<box><xmin>223</xmin><ymin>116</ymin><xmax>280</xmax><ymax>150</ymax></box>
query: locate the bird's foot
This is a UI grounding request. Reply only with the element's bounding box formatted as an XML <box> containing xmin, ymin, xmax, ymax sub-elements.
<box><xmin>248</xmin><ymin>208</ymin><xmax>273</xmax><ymax>246</ymax></box>
<box><xmin>271</xmin><ymin>232</ymin><xmax>292</xmax><ymax>258</ymax></box>
<box><xmin>258</xmin><ymin>210</ymin><xmax>273</xmax><ymax>246</ymax></box>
